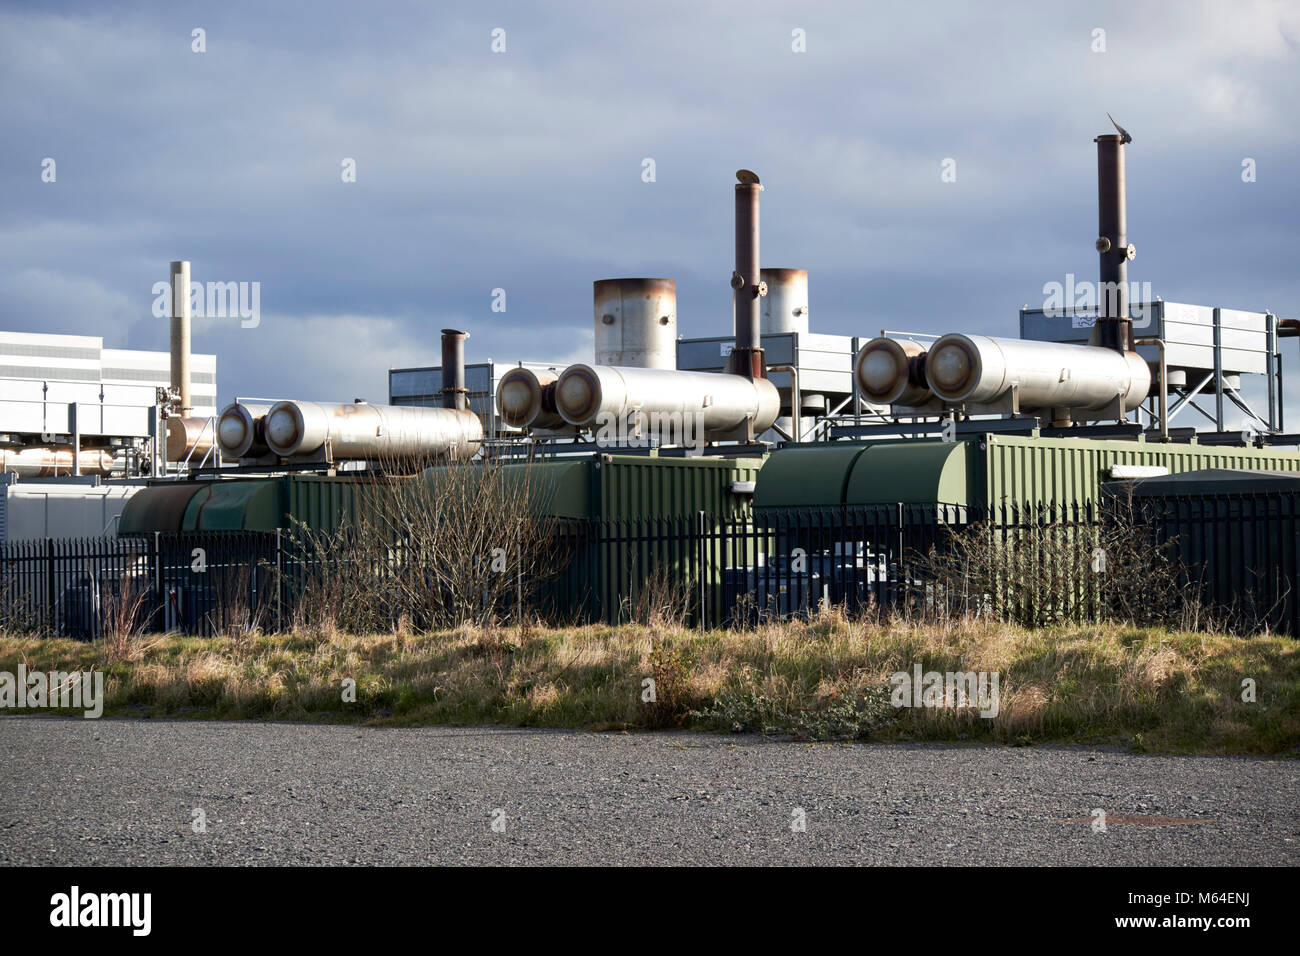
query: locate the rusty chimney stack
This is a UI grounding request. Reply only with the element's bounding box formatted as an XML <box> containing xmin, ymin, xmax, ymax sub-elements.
<box><xmin>169</xmin><ymin>260</ymin><xmax>192</xmax><ymax>414</ymax></box>
<box><xmin>728</xmin><ymin>169</ymin><xmax>766</xmax><ymax>379</ymax></box>
<box><xmin>439</xmin><ymin>329</ymin><xmax>469</xmax><ymax>411</ymax></box>
<box><xmin>1092</xmin><ymin>120</ymin><xmax>1136</xmax><ymax>353</ymax></box>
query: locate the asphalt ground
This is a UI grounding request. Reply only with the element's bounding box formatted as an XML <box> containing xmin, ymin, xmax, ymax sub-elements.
<box><xmin>1</xmin><ymin>717</ymin><xmax>1295</xmax><ymax>865</ymax></box>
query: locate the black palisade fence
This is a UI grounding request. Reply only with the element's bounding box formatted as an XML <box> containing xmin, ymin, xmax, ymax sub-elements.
<box><xmin>0</xmin><ymin>492</ymin><xmax>1295</xmax><ymax>637</ymax></box>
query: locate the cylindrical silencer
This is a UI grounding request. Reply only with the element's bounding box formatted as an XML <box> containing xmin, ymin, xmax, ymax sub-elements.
<box><xmin>855</xmin><ymin>338</ymin><xmax>933</xmax><ymax>407</ymax></box>
<box><xmin>925</xmin><ymin>333</ymin><xmax>1150</xmax><ymax>411</ymax></box>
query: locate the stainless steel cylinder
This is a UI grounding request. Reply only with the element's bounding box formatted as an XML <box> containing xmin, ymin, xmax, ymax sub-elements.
<box><xmin>554</xmin><ymin>364</ymin><xmax>780</xmax><ymax>439</ymax></box>
<box><xmin>496</xmin><ymin>367</ymin><xmax>564</xmax><ymax>430</ymax></box>
<box><xmin>760</xmin><ymin>268</ymin><xmax>809</xmax><ymax>335</ymax></box>
<box><xmin>593</xmin><ymin>279</ymin><xmax>677</xmax><ymax>369</ymax></box>
<box><xmin>855</xmin><ymin>337</ymin><xmax>932</xmax><ymax>406</ymax></box>
<box><xmin>926</xmin><ymin>333</ymin><xmax>1150</xmax><ymax>411</ymax></box>
<box><xmin>165</xmin><ymin>416</ymin><xmax>216</xmax><ymax>462</ymax></box>
<box><xmin>263</xmin><ymin>400</ymin><xmax>483</xmax><ymax>461</ymax></box>
<box><xmin>216</xmin><ymin>402</ymin><xmax>273</xmax><ymax>459</ymax></box>
<box><xmin>0</xmin><ymin>447</ymin><xmax>116</xmax><ymax>478</ymax></box>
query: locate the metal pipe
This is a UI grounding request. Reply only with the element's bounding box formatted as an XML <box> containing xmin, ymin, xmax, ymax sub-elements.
<box><xmin>1135</xmin><ymin>337</ymin><xmax>1168</xmax><ymax>441</ymax></box>
<box><xmin>593</xmin><ymin>279</ymin><xmax>677</xmax><ymax>369</ymax></box>
<box><xmin>166</xmin><ymin>415</ymin><xmax>217</xmax><ymax>462</ymax></box>
<box><xmin>263</xmin><ymin>400</ymin><xmax>483</xmax><ymax>461</ymax></box>
<box><xmin>728</xmin><ymin>171</ymin><xmax>765</xmax><ymax>379</ymax></box>
<box><xmin>169</xmin><ymin>260</ymin><xmax>192</xmax><ymax>414</ymax></box>
<box><xmin>496</xmin><ymin>367</ymin><xmax>564</xmax><ymax>430</ymax></box>
<box><xmin>216</xmin><ymin>402</ymin><xmax>273</xmax><ymax>459</ymax></box>
<box><xmin>438</xmin><ymin>329</ymin><xmax>469</xmax><ymax>411</ymax></box>
<box><xmin>0</xmin><ymin>447</ymin><xmax>116</xmax><ymax>478</ymax></box>
<box><xmin>855</xmin><ymin>337</ymin><xmax>933</xmax><ymax>407</ymax></box>
<box><xmin>926</xmin><ymin>333</ymin><xmax>1150</xmax><ymax>412</ymax></box>
<box><xmin>1091</xmin><ymin>133</ymin><xmax>1135</xmax><ymax>353</ymax></box>
<box><xmin>767</xmin><ymin>364</ymin><xmax>802</xmax><ymax>442</ymax></box>
<box><xmin>554</xmin><ymin>364</ymin><xmax>780</xmax><ymax>440</ymax></box>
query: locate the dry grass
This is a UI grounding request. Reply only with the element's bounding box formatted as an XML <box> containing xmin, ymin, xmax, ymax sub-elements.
<box><xmin>2</xmin><ymin>611</ymin><xmax>1296</xmax><ymax>753</ymax></box>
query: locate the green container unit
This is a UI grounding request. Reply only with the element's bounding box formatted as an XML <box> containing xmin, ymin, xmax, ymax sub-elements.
<box><xmin>755</xmin><ymin>434</ymin><xmax>1300</xmax><ymax>513</ymax></box>
<box><xmin>419</xmin><ymin>453</ymin><xmax>763</xmax><ymax>522</ymax></box>
<box><xmin>117</xmin><ymin>475</ymin><xmax>388</xmax><ymax>536</ymax></box>
<box><xmin>1101</xmin><ymin>469</ymin><xmax>1300</xmax><ymax>635</ymax></box>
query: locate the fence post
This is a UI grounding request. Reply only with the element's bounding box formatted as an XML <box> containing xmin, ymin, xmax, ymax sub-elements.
<box><xmin>697</xmin><ymin>510</ymin><xmax>706</xmax><ymax>632</ymax></box>
<box><xmin>45</xmin><ymin>537</ymin><xmax>55</xmax><ymax>634</ymax></box>
<box><xmin>896</xmin><ymin>502</ymin><xmax>905</xmax><ymax>615</ymax></box>
<box><xmin>153</xmin><ymin>530</ymin><xmax>162</xmax><ymax>632</ymax></box>
<box><xmin>275</xmin><ymin>528</ymin><xmax>283</xmax><ymax>633</ymax></box>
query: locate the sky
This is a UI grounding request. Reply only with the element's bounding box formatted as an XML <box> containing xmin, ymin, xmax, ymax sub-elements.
<box><xmin>1</xmin><ymin>0</ymin><xmax>1298</xmax><ymax>424</ymax></box>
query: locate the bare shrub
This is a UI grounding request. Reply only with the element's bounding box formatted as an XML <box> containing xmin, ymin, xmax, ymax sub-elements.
<box><xmin>287</xmin><ymin>456</ymin><xmax>568</xmax><ymax>634</ymax></box>
<box><xmin>915</xmin><ymin>502</ymin><xmax>1188</xmax><ymax>628</ymax></box>
<box><xmin>0</xmin><ymin>572</ymin><xmax>43</xmax><ymax>636</ymax></box>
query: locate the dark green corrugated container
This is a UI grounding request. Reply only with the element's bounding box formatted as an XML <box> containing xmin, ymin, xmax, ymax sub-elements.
<box><xmin>1101</xmin><ymin>469</ymin><xmax>1300</xmax><ymax>635</ymax></box>
<box><xmin>755</xmin><ymin>434</ymin><xmax>1300</xmax><ymax>512</ymax></box>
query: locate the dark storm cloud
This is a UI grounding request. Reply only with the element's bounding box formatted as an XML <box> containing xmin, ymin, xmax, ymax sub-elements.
<box><xmin>1</xmin><ymin>0</ymin><xmax>1297</xmax><ymax>418</ymax></box>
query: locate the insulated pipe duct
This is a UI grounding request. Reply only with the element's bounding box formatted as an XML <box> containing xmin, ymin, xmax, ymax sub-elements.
<box><xmin>593</xmin><ymin>279</ymin><xmax>677</xmax><ymax>369</ymax></box>
<box><xmin>926</xmin><ymin>333</ymin><xmax>1150</xmax><ymax>412</ymax></box>
<box><xmin>855</xmin><ymin>338</ymin><xmax>933</xmax><ymax>407</ymax></box>
<box><xmin>216</xmin><ymin>402</ymin><xmax>273</xmax><ymax>459</ymax></box>
<box><xmin>169</xmin><ymin>260</ymin><xmax>192</xmax><ymax>414</ymax></box>
<box><xmin>496</xmin><ymin>367</ymin><xmax>564</xmax><ymax>430</ymax></box>
<box><xmin>760</xmin><ymin>269</ymin><xmax>809</xmax><ymax>335</ymax></box>
<box><xmin>438</xmin><ymin>329</ymin><xmax>469</xmax><ymax>410</ymax></box>
<box><xmin>728</xmin><ymin>170</ymin><xmax>765</xmax><ymax>379</ymax></box>
<box><xmin>263</xmin><ymin>400</ymin><xmax>483</xmax><ymax>461</ymax></box>
<box><xmin>0</xmin><ymin>447</ymin><xmax>116</xmax><ymax>478</ymax></box>
<box><xmin>1092</xmin><ymin>129</ymin><xmax>1136</xmax><ymax>353</ymax></box>
<box><xmin>554</xmin><ymin>364</ymin><xmax>780</xmax><ymax>440</ymax></box>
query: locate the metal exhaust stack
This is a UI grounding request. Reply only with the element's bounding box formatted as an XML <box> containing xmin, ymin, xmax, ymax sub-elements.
<box><xmin>169</xmin><ymin>260</ymin><xmax>192</xmax><ymax>414</ymax></box>
<box><xmin>593</xmin><ymin>278</ymin><xmax>677</xmax><ymax>368</ymax></box>
<box><xmin>438</xmin><ymin>328</ymin><xmax>469</xmax><ymax>411</ymax></box>
<box><xmin>1092</xmin><ymin>118</ymin><xmax>1136</xmax><ymax>354</ymax></box>
<box><xmin>728</xmin><ymin>169</ymin><xmax>766</xmax><ymax>379</ymax></box>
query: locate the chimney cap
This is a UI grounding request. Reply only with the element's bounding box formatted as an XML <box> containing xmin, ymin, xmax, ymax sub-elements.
<box><xmin>736</xmin><ymin>169</ymin><xmax>761</xmax><ymax>185</ymax></box>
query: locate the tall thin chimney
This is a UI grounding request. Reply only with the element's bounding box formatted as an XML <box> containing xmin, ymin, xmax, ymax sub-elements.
<box><xmin>728</xmin><ymin>170</ymin><xmax>766</xmax><ymax>379</ymax></box>
<box><xmin>439</xmin><ymin>328</ymin><xmax>469</xmax><ymax>411</ymax></box>
<box><xmin>169</xmin><ymin>260</ymin><xmax>192</xmax><ymax>414</ymax></box>
<box><xmin>1092</xmin><ymin>127</ymin><xmax>1136</xmax><ymax>353</ymax></box>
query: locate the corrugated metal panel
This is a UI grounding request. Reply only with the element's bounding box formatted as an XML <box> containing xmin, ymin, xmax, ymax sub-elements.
<box><xmin>597</xmin><ymin>454</ymin><xmax>764</xmax><ymax>521</ymax></box>
<box><xmin>981</xmin><ymin>434</ymin><xmax>1300</xmax><ymax>508</ymax></box>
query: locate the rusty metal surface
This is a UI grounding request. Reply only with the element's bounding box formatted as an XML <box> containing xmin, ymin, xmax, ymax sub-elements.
<box><xmin>592</xmin><ymin>278</ymin><xmax>677</xmax><ymax>369</ymax></box>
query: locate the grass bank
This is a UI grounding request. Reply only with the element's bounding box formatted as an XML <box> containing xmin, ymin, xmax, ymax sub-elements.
<box><xmin>2</xmin><ymin>614</ymin><xmax>1296</xmax><ymax>754</ymax></box>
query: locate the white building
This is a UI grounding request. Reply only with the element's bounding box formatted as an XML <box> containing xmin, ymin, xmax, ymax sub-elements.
<box><xmin>0</xmin><ymin>330</ymin><xmax>217</xmax><ymax>440</ymax></box>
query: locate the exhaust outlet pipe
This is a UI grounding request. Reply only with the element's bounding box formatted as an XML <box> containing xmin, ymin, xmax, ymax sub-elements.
<box><xmin>497</xmin><ymin>367</ymin><xmax>565</xmax><ymax>430</ymax></box>
<box><xmin>439</xmin><ymin>329</ymin><xmax>469</xmax><ymax>411</ymax></box>
<box><xmin>1092</xmin><ymin>121</ymin><xmax>1136</xmax><ymax>354</ymax></box>
<box><xmin>217</xmin><ymin>402</ymin><xmax>273</xmax><ymax>459</ymax></box>
<box><xmin>169</xmin><ymin>260</ymin><xmax>192</xmax><ymax>414</ymax></box>
<box><xmin>728</xmin><ymin>170</ymin><xmax>766</xmax><ymax>379</ymax></box>
<box><xmin>855</xmin><ymin>338</ymin><xmax>933</xmax><ymax>407</ymax></box>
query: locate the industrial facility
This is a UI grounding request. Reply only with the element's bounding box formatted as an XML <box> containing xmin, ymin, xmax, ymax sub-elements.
<box><xmin>4</xmin><ymin>120</ymin><xmax>1299</xmax><ymax>633</ymax></box>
